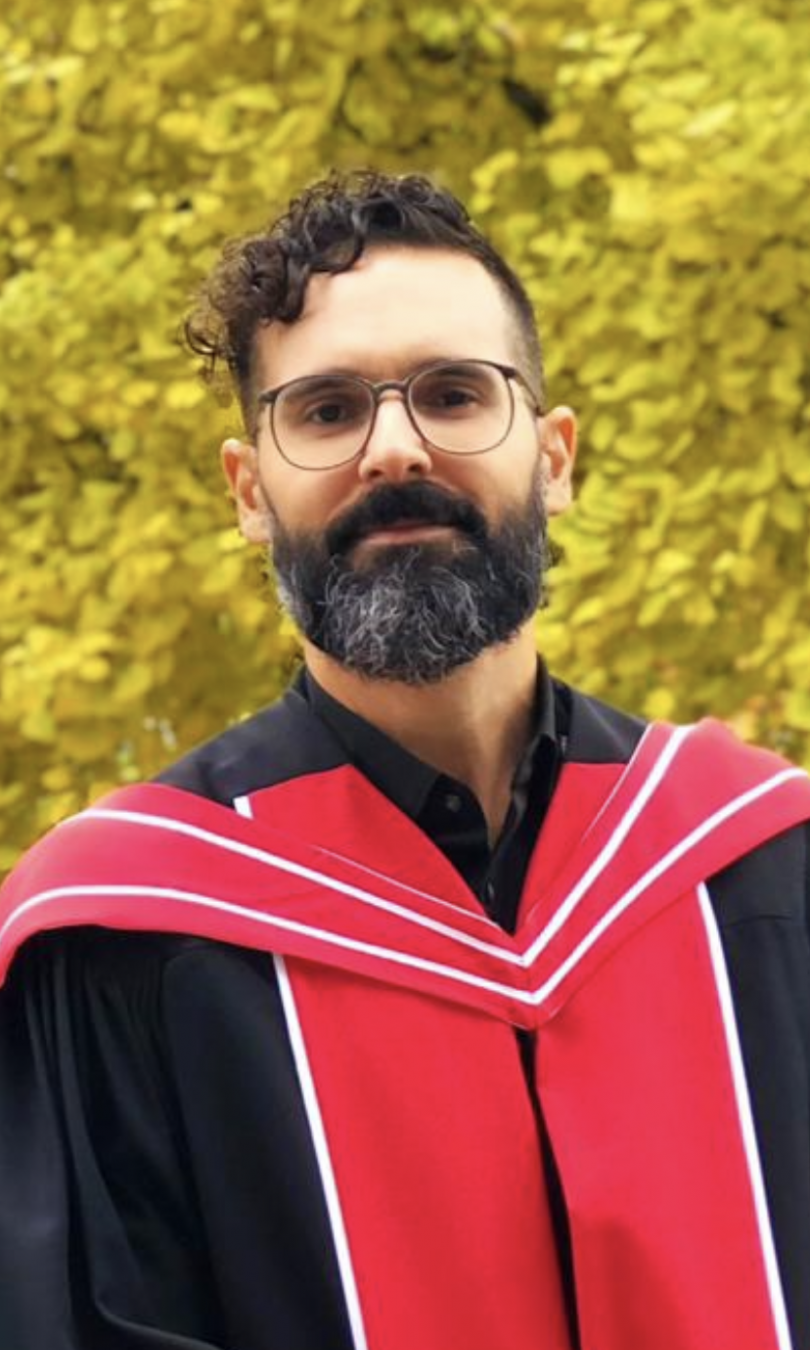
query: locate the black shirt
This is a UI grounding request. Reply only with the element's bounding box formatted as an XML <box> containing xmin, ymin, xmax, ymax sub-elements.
<box><xmin>304</xmin><ymin>664</ymin><xmax>568</xmax><ymax>933</ymax></box>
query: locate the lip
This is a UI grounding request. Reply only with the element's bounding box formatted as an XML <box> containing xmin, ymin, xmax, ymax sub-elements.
<box><xmin>358</xmin><ymin>522</ymin><xmax>456</xmax><ymax>546</ymax></box>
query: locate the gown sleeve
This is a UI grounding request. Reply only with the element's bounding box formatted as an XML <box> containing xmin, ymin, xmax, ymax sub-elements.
<box><xmin>0</xmin><ymin>928</ymin><xmax>353</xmax><ymax>1350</ymax></box>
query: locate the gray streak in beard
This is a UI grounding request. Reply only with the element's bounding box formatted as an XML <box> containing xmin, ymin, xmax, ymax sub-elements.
<box><xmin>322</xmin><ymin>553</ymin><xmax>498</xmax><ymax>685</ymax></box>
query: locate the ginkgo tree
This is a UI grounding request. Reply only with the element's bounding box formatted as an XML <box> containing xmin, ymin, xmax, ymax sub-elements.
<box><xmin>1</xmin><ymin>0</ymin><xmax>809</xmax><ymax>871</ymax></box>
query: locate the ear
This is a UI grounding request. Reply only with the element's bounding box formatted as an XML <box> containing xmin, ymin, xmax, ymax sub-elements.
<box><xmin>221</xmin><ymin>438</ymin><xmax>273</xmax><ymax>544</ymax></box>
<box><xmin>539</xmin><ymin>406</ymin><xmax>577</xmax><ymax>517</ymax></box>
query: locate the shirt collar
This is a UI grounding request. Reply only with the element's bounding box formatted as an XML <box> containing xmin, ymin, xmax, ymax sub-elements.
<box><xmin>303</xmin><ymin>661</ymin><xmax>560</xmax><ymax>826</ymax></box>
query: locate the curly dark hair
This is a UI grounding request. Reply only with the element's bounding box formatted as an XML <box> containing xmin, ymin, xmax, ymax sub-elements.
<box><xmin>184</xmin><ymin>169</ymin><xmax>544</xmax><ymax>432</ymax></box>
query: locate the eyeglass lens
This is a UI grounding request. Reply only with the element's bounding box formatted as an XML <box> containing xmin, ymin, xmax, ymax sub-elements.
<box><xmin>273</xmin><ymin>361</ymin><xmax>514</xmax><ymax>468</ymax></box>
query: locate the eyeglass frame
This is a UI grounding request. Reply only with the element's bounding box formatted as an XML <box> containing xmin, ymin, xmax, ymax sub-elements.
<box><xmin>255</xmin><ymin>358</ymin><xmax>544</xmax><ymax>471</ymax></box>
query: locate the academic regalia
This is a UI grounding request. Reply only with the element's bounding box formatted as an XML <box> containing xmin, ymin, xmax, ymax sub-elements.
<box><xmin>2</xmin><ymin>679</ymin><xmax>810</xmax><ymax>1350</ymax></box>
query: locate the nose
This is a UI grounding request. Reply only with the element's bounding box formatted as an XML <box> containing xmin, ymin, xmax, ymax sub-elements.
<box><xmin>357</xmin><ymin>391</ymin><xmax>434</xmax><ymax>483</ymax></box>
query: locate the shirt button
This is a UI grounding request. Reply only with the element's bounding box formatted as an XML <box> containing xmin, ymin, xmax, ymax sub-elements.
<box><xmin>484</xmin><ymin>879</ymin><xmax>496</xmax><ymax>906</ymax></box>
<box><xmin>444</xmin><ymin>792</ymin><xmax>463</xmax><ymax>813</ymax></box>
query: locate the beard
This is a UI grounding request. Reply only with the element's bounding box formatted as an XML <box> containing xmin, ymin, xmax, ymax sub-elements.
<box><xmin>268</xmin><ymin>475</ymin><xmax>553</xmax><ymax>686</ymax></box>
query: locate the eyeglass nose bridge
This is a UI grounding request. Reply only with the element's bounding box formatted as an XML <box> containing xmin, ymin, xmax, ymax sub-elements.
<box><xmin>356</xmin><ymin>374</ymin><xmax>431</xmax><ymax>458</ymax></box>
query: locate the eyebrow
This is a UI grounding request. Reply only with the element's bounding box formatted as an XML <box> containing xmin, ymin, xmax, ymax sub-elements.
<box><xmin>285</xmin><ymin>355</ymin><xmax>492</xmax><ymax>381</ymax></box>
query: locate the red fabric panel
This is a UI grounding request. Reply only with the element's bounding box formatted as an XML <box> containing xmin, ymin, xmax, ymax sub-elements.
<box><xmin>538</xmin><ymin>895</ymin><xmax>781</xmax><ymax>1350</ymax></box>
<box><xmin>247</xmin><ymin>766</ymin><xmax>483</xmax><ymax>916</ymax></box>
<box><xmin>518</xmin><ymin>762</ymin><xmax>624</xmax><ymax>929</ymax></box>
<box><xmin>286</xmin><ymin>959</ymin><xmax>573</xmax><ymax>1350</ymax></box>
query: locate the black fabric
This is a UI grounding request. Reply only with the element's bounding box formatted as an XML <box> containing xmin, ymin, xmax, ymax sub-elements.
<box><xmin>709</xmin><ymin>825</ymin><xmax>810</xmax><ymax>1342</ymax></box>
<box><xmin>1</xmin><ymin>679</ymin><xmax>809</xmax><ymax>1350</ymax></box>
<box><xmin>154</xmin><ymin>675</ymin><xmax>348</xmax><ymax>805</ymax></box>
<box><xmin>0</xmin><ymin>930</ymin><xmax>355</xmax><ymax>1350</ymax></box>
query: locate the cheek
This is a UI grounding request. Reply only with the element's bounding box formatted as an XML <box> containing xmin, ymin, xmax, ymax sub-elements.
<box><xmin>459</xmin><ymin>455</ymin><xmax>541</xmax><ymax>520</ymax></box>
<box><xmin>260</xmin><ymin>459</ymin><xmax>357</xmax><ymax>535</ymax></box>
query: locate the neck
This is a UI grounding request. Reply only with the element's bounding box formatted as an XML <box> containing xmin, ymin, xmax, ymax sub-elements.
<box><xmin>304</xmin><ymin>625</ymin><xmax>540</xmax><ymax>840</ymax></box>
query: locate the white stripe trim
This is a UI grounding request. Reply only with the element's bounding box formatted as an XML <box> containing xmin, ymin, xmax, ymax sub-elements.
<box><xmin>531</xmin><ymin>767</ymin><xmax>806</xmax><ymax>1007</ymax></box>
<box><xmin>9</xmin><ymin>772</ymin><xmax>804</xmax><ymax>1015</ymax></box>
<box><xmin>78</xmin><ymin>807</ymin><xmax>522</xmax><ymax>965</ymax></box>
<box><xmin>275</xmin><ymin>953</ymin><xmax>370</xmax><ymax>1350</ymax></box>
<box><xmin>73</xmin><ymin>728</ymin><xmax>688</xmax><ymax>973</ymax></box>
<box><xmin>697</xmin><ymin>884</ymin><xmax>794</xmax><ymax>1350</ymax></box>
<box><xmin>0</xmin><ymin>881</ymin><xmax>535</xmax><ymax>1005</ymax></box>
<box><xmin>72</xmin><ymin>763</ymin><xmax>806</xmax><ymax>996</ymax></box>
<box><xmin>524</xmin><ymin>724</ymin><xmax>690</xmax><ymax>963</ymax></box>
<box><xmin>239</xmin><ymin>793</ymin><xmax>369</xmax><ymax>1349</ymax></box>
<box><xmin>104</xmin><ymin>801</ymin><xmax>496</xmax><ymax>927</ymax></box>
<box><xmin>4</xmin><ymin>764</ymin><xmax>806</xmax><ymax>1018</ymax></box>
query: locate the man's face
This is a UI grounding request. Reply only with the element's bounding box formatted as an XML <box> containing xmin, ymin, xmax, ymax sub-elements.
<box><xmin>222</xmin><ymin>246</ymin><xmax>576</xmax><ymax>683</ymax></box>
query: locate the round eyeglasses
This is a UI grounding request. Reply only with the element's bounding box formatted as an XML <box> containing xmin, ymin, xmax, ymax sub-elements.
<box><xmin>256</xmin><ymin>359</ymin><xmax>542</xmax><ymax>471</ymax></box>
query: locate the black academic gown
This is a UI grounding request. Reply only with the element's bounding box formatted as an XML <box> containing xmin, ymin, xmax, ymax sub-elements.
<box><xmin>1</xmin><ymin>679</ymin><xmax>809</xmax><ymax>1350</ymax></box>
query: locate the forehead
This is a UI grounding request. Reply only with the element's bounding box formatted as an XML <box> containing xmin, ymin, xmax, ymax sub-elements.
<box><xmin>254</xmin><ymin>247</ymin><xmax>518</xmax><ymax>386</ymax></box>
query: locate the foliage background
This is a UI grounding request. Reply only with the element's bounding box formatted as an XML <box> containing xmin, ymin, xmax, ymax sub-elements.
<box><xmin>1</xmin><ymin>0</ymin><xmax>809</xmax><ymax>870</ymax></box>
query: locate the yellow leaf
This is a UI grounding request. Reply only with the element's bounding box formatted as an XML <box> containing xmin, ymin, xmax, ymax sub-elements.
<box><xmin>644</xmin><ymin>688</ymin><xmax>677</xmax><ymax>721</ymax></box>
<box><xmin>545</xmin><ymin>148</ymin><xmax>612</xmax><ymax>190</ymax></box>
<box><xmin>785</xmin><ymin>637</ymin><xmax>810</xmax><ymax>676</ymax></box>
<box><xmin>121</xmin><ymin>380</ymin><xmax>158</xmax><ymax>408</ymax></box>
<box><xmin>739</xmin><ymin>500</ymin><xmax>768</xmax><ymax>551</ymax></box>
<box><xmin>68</xmin><ymin>3</ymin><xmax>101</xmax><ymax>53</ymax></box>
<box><xmin>472</xmin><ymin>149</ymin><xmax>520</xmax><ymax>194</ymax></box>
<box><xmin>667</xmin><ymin>229</ymin><xmax>719</xmax><ymax>264</ymax></box>
<box><xmin>785</xmin><ymin>690</ymin><xmax>810</xmax><ymax>733</ymax></box>
<box><xmin>60</xmin><ymin>728</ymin><xmax>117</xmax><ymax>764</ymax></box>
<box><xmin>636</xmin><ymin>590</ymin><xmax>672</xmax><ymax>628</ymax></box>
<box><xmin>572</xmin><ymin>596</ymin><xmax>609</xmax><ymax>626</ymax></box>
<box><xmin>157</xmin><ymin>110</ymin><xmax>203</xmax><ymax>144</ymax></box>
<box><xmin>114</xmin><ymin>663</ymin><xmax>154</xmax><ymax>705</ymax></box>
<box><xmin>199</xmin><ymin>552</ymin><xmax>246</xmax><ymax>595</ymax></box>
<box><xmin>611</xmin><ymin>176</ymin><xmax>657</xmax><ymax>225</ymax></box>
<box><xmin>780</xmin><ymin>441</ymin><xmax>810</xmax><ymax>488</ymax></box>
<box><xmin>683</xmin><ymin>102</ymin><xmax>738</xmax><ymax>139</ymax></box>
<box><xmin>79</xmin><ymin>657</ymin><xmax>111</xmax><ymax>682</ymax></box>
<box><xmin>771</xmin><ymin>492</ymin><xmax>804</xmax><ymax>533</ymax></box>
<box><xmin>768</xmin><ymin>365</ymin><xmax>802</xmax><ymax>408</ymax></box>
<box><xmin>631</xmin><ymin>101</ymin><xmax>687</xmax><ymax>136</ymax></box>
<box><xmin>616</xmin><ymin>433</ymin><xmax>664</xmax><ymax>462</ymax></box>
<box><xmin>646</xmin><ymin>549</ymin><xmax>695</xmax><ymax>588</ymax></box>
<box><xmin>165</xmin><ymin>379</ymin><xmax>207</xmax><ymax>411</ymax></box>
<box><xmin>21</xmin><ymin>711</ymin><xmax>56</xmax><ymax>744</ymax></box>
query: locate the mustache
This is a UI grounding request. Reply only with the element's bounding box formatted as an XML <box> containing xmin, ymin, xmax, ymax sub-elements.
<box><xmin>326</xmin><ymin>483</ymin><xmax>488</xmax><ymax>557</ymax></box>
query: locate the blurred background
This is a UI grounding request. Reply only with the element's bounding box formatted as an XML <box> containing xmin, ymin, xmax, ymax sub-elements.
<box><xmin>2</xmin><ymin>0</ymin><xmax>809</xmax><ymax>871</ymax></box>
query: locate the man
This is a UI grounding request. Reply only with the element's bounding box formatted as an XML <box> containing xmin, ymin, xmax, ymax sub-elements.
<box><xmin>1</xmin><ymin>171</ymin><xmax>809</xmax><ymax>1350</ymax></box>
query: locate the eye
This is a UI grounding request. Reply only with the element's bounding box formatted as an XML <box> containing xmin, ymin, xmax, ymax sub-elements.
<box><xmin>413</xmin><ymin>365</ymin><xmax>497</xmax><ymax>416</ymax></box>
<box><xmin>308</xmin><ymin>398</ymin><xmax>356</xmax><ymax>426</ymax></box>
<box><xmin>434</xmin><ymin>385</ymin><xmax>478</xmax><ymax>409</ymax></box>
<box><xmin>304</xmin><ymin>390</ymin><xmax>368</xmax><ymax>428</ymax></box>
<box><xmin>420</xmin><ymin>379</ymin><xmax>479</xmax><ymax>408</ymax></box>
<box><xmin>280</xmin><ymin>380</ymin><xmax>369</xmax><ymax>434</ymax></box>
